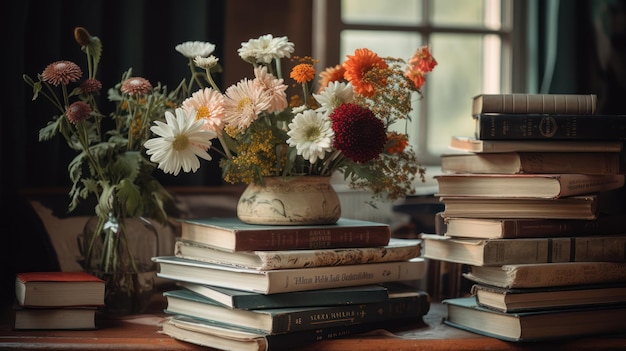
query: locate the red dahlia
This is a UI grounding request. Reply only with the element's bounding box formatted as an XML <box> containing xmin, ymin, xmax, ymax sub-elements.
<box><xmin>330</xmin><ymin>103</ymin><xmax>387</xmax><ymax>163</ymax></box>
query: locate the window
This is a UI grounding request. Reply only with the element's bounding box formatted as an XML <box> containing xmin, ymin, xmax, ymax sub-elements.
<box><xmin>314</xmin><ymin>0</ymin><xmax>527</xmax><ymax>166</ymax></box>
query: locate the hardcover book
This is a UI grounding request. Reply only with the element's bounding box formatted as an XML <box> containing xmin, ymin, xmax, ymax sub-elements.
<box><xmin>153</xmin><ymin>256</ymin><xmax>426</xmax><ymax>294</ymax></box>
<box><xmin>178</xmin><ymin>217</ymin><xmax>391</xmax><ymax>252</ymax></box>
<box><xmin>420</xmin><ymin>233</ymin><xmax>626</xmax><ymax>266</ymax></box>
<box><xmin>443</xmin><ymin>214</ymin><xmax>626</xmax><ymax>239</ymax></box>
<box><xmin>471</xmin><ymin>94</ymin><xmax>597</xmax><ymax>116</ymax></box>
<box><xmin>474</xmin><ymin>113</ymin><xmax>626</xmax><ymax>140</ymax></box>
<box><xmin>471</xmin><ymin>283</ymin><xmax>626</xmax><ymax>312</ymax></box>
<box><xmin>463</xmin><ymin>262</ymin><xmax>626</xmax><ymax>289</ymax></box>
<box><xmin>449</xmin><ymin>136</ymin><xmax>623</xmax><ymax>153</ymax></box>
<box><xmin>163</xmin><ymin>287</ymin><xmax>430</xmax><ymax>334</ymax></box>
<box><xmin>13</xmin><ymin>307</ymin><xmax>97</xmax><ymax>330</ymax></box>
<box><xmin>439</xmin><ymin>195</ymin><xmax>599</xmax><ymax>220</ymax></box>
<box><xmin>174</xmin><ymin>237</ymin><xmax>421</xmax><ymax>270</ymax></box>
<box><xmin>15</xmin><ymin>271</ymin><xmax>105</xmax><ymax>307</ymax></box>
<box><xmin>440</xmin><ymin>151</ymin><xmax>622</xmax><ymax>175</ymax></box>
<box><xmin>177</xmin><ymin>282</ymin><xmax>391</xmax><ymax>310</ymax></box>
<box><xmin>434</xmin><ymin>173</ymin><xmax>625</xmax><ymax>199</ymax></box>
<box><xmin>443</xmin><ymin>296</ymin><xmax>626</xmax><ymax>342</ymax></box>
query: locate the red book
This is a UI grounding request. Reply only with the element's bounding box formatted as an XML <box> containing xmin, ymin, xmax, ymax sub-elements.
<box><xmin>15</xmin><ymin>271</ymin><xmax>105</xmax><ymax>307</ymax></box>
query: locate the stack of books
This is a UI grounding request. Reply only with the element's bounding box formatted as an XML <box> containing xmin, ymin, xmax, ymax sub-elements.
<box><xmin>153</xmin><ymin>217</ymin><xmax>430</xmax><ymax>350</ymax></box>
<box><xmin>13</xmin><ymin>271</ymin><xmax>105</xmax><ymax>330</ymax></box>
<box><xmin>423</xmin><ymin>93</ymin><xmax>626</xmax><ymax>342</ymax></box>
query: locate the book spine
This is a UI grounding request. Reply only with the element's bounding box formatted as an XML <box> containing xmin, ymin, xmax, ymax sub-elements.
<box><xmin>556</xmin><ymin>174</ymin><xmax>624</xmax><ymax>198</ymax></box>
<box><xmin>270</xmin><ymin>292</ymin><xmax>430</xmax><ymax>333</ymax></box>
<box><xmin>517</xmin><ymin>153</ymin><xmax>621</xmax><ymax>175</ymax></box>
<box><xmin>475</xmin><ymin>114</ymin><xmax>626</xmax><ymax>140</ymax></box>
<box><xmin>483</xmin><ymin>237</ymin><xmax>626</xmax><ymax>265</ymax></box>
<box><xmin>473</xmin><ymin>94</ymin><xmax>597</xmax><ymax>115</ymax></box>
<box><xmin>503</xmin><ymin>217</ymin><xmax>626</xmax><ymax>238</ymax></box>
<box><xmin>504</xmin><ymin>263</ymin><xmax>626</xmax><ymax>288</ymax></box>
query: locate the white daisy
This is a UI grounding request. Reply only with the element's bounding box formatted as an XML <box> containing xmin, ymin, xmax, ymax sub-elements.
<box><xmin>253</xmin><ymin>66</ymin><xmax>288</xmax><ymax>113</ymax></box>
<box><xmin>223</xmin><ymin>78</ymin><xmax>272</xmax><ymax>131</ymax></box>
<box><xmin>238</xmin><ymin>34</ymin><xmax>295</xmax><ymax>64</ymax></box>
<box><xmin>286</xmin><ymin>109</ymin><xmax>334</xmax><ymax>163</ymax></box>
<box><xmin>313</xmin><ymin>81</ymin><xmax>355</xmax><ymax>114</ymax></box>
<box><xmin>175</xmin><ymin>41</ymin><xmax>216</xmax><ymax>58</ymax></box>
<box><xmin>144</xmin><ymin>108</ymin><xmax>216</xmax><ymax>176</ymax></box>
<box><xmin>194</xmin><ymin>55</ymin><xmax>219</xmax><ymax>69</ymax></box>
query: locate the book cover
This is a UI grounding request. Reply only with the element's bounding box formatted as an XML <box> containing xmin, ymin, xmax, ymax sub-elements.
<box><xmin>15</xmin><ymin>272</ymin><xmax>105</xmax><ymax>307</ymax></box>
<box><xmin>443</xmin><ymin>214</ymin><xmax>626</xmax><ymax>239</ymax></box>
<box><xmin>174</xmin><ymin>237</ymin><xmax>421</xmax><ymax>270</ymax></box>
<box><xmin>163</xmin><ymin>288</ymin><xmax>430</xmax><ymax>334</ymax></box>
<box><xmin>474</xmin><ymin>113</ymin><xmax>626</xmax><ymax>140</ymax></box>
<box><xmin>443</xmin><ymin>296</ymin><xmax>626</xmax><ymax>342</ymax></box>
<box><xmin>449</xmin><ymin>136</ymin><xmax>623</xmax><ymax>153</ymax></box>
<box><xmin>434</xmin><ymin>173</ymin><xmax>625</xmax><ymax>199</ymax></box>
<box><xmin>420</xmin><ymin>233</ymin><xmax>626</xmax><ymax>266</ymax></box>
<box><xmin>439</xmin><ymin>195</ymin><xmax>599</xmax><ymax>220</ymax></box>
<box><xmin>178</xmin><ymin>217</ymin><xmax>391</xmax><ymax>252</ymax></box>
<box><xmin>464</xmin><ymin>262</ymin><xmax>626</xmax><ymax>289</ymax></box>
<box><xmin>471</xmin><ymin>94</ymin><xmax>597</xmax><ymax>116</ymax></box>
<box><xmin>471</xmin><ymin>283</ymin><xmax>626</xmax><ymax>312</ymax></box>
<box><xmin>153</xmin><ymin>256</ymin><xmax>426</xmax><ymax>294</ymax></box>
<box><xmin>161</xmin><ymin>314</ymin><xmax>419</xmax><ymax>351</ymax></box>
<box><xmin>177</xmin><ymin>282</ymin><xmax>391</xmax><ymax>310</ymax></box>
<box><xmin>12</xmin><ymin>307</ymin><xmax>97</xmax><ymax>330</ymax></box>
<box><xmin>440</xmin><ymin>151</ymin><xmax>622</xmax><ymax>175</ymax></box>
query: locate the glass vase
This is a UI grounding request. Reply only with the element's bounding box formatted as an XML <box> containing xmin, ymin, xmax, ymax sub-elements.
<box><xmin>237</xmin><ymin>176</ymin><xmax>342</xmax><ymax>225</ymax></box>
<box><xmin>79</xmin><ymin>213</ymin><xmax>158</xmax><ymax>315</ymax></box>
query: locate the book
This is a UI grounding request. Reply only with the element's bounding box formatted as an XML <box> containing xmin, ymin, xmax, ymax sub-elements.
<box><xmin>154</xmin><ymin>256</ymin><xmax>426</xmax><ymax>294</ymax></box>
<box><xmin>471</xmin><ymin>283</ymin><xmax>626</xmax><ymax>312</ymax></box>
<box><xmin>434</xmin><ymin>173</ymin><xmax>625</xmax><ymax>199</ymax></box>
<box><xmin>160</xmin><ymin>314</ymin><xmax>418</xmax><ymax>351</ymax></box>
<box><xmin>439</xmin><ymin>195</ymin><xmax>600</xmax><ymax>220</ymax></box>
<box><xmin>474</xmin><ymin>113</ymin><xmax>626</xmax><ymax>141</ymax></box>
<box><xmin>464</xmin><ymin>262</ymin><xmax>626</xmax><ymax>289</ymax></box>
<box><xmin>13</xmin><ymin>307</ymin><xmax>97</xmax><ymax>330</ymax></box>
<box><xmin>179</xmin><ymin>217</ymin><xmax>391</xmax><ymax>252</ymax></box>
<box><xmin>440</xmin><ymin>151</ymin><xmax>622</xmax><ymax>175</ymax></box>
<box><xmin>174</xmin><ymin>237</ymin><xmax>422</xmax><ymax>270</ymax></box>
<box><xmin>163</xmin><ymin>287</ymin><xmax>430</xmax><ymax>334</ymax></box>
<box><xmin>443</xmin><ymin>296</ymin><xmax>626</xmax><ymax>342</ymax></box>
<box><xmin>449</xmin><ymin>135</ymin><xmax>623</xmax><ymax>153</ymax></box>
<box><xmin>443</xmin><ymin>214</ymin><xmax>626</xmax><ymax>239</ymax></box>
<box><xmin>177</xmin><ymin>282</ymin><xmax>391</xmax><ymax>310</ymax></box>
<box><xmin>471</xmin><ymin>93</ymin><xmax>597</xmax><ymax>116</ymax></box>
<box><xmin>420</xmin><ymin>233</ymin><xmax>626</xmax><ymax>266</ymax></box>
<box><xmin>15</xmin><ymin>271</ymin><xmax>105</xmax><ymax>307</ymax></box>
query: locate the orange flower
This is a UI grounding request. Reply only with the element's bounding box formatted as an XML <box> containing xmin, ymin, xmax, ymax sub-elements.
<box><xmin>343</xmin><ymin>48</ymin><xmax>388</xmax><ymax>97</ymax></box>
<box><xmin>405</xmin><ymin>45</ymin><xmax>437</xmax><ymax>89</ymax></box>
<box><xmin>386</xmin><ymin>132</ymin><xmax>409</xmax><ymax>154</ymax></box>
<box><xmin>290</xmin><ymin>63</ymin><xmax>316</xmax><ymax>84</ymax></box>
<box><xmin>317</xmin><ymin>64</ymin><xmax>346</xmax><ymax>91</ymax></box>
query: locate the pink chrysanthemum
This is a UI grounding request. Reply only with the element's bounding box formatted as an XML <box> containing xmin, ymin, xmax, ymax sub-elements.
<box><xmin>41</xmin><ymin>61</ymin><xmax>82</xmax><ymax>86</ymax></box>
<box><xmin>330</xmin><ymin>103</ymin><xmax>386</xmax><ymax>163</ymax></box>
<box><xmin>253</xmin><ymin>66</ymin><xmax>288</xmax><ymax>113</ymax></box>
<box><xmin>223</xmin><ymin>78</ymin><xmax>272</xmax><ymax>131</ymax></box>
<box><xmin>182</xmin><ymin>87</ymin><xmax>226</xmax><ymax>135</ymax></box>
<box><xmin>121</xmin><ymin>77</ymin><xmax>153</xmax><ymax>96</ymax></box>
<box><xmin>65</xmin><ymin>101</ymin><xmax>92</xmax><ymax>124</ymax></box>
<box><xmin>79</xmin><ymin>78</ymin><xmax>103</xmax><ymax>94</ymax></box>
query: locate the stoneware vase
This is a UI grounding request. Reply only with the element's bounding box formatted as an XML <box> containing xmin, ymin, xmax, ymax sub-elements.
<box><xmin>237</xmin><ymin>176</ymin><xmax>341</xmax><ymax>225</ymax></box>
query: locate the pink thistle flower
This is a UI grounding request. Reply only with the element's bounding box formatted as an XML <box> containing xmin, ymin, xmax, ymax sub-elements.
<box><xmin>41</xmin><ymin>61</ymin><xmax>82</xmax><ymax>86</ymax></box>
<box><xmin>65</xmin><ymin>101</ymin><xmax>92</xmax><ymax>124</ymax></box>
<box><xmin>121</xmin><ymin>77</ymin><xmax>153</xmax><ymax>96</ymax></box>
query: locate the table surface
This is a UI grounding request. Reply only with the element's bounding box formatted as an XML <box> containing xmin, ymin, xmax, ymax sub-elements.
<box><xmin>2</xmin><ymin>295</ymin><xmax>626</xmax><ymax>351</ymax></box>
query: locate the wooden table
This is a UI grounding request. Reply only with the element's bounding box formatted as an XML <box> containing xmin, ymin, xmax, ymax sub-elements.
<box><xmin>2</xmin><ymin>296</ymin><xmax>626</xmax><ymax>351</ymax></box>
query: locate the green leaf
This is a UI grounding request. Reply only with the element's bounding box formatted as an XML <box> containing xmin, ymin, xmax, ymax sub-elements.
<box><xmin>116</xmin><ymin>178</ymin><xmax>144</xmax><ymax>217</ymax></box>
<box><xmin>38</xmin><ymin>118</ymin><xmax>61</xmax><ymax>141</ymax></box>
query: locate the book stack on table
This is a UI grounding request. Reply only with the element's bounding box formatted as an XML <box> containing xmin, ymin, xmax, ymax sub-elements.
<box><xmin>12</xmin><ymin>271</ymin><xmax>105</xmax><ymax>330</ymax></box>
<box><xmin>152</xmin><ymin>217</ymin><xmax>430</xmax><ymax>351</ymax></box>
<box><xmin>424</xmin><ymin>93</ymin><xmax>626</xmax><ymax>342</ymax></box>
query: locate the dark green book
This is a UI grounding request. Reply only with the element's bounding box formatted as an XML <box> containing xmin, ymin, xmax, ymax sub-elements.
<box><xmin>444</xmin><ymin>296</ymin><xmax>626</xmax><ymax>342</ymax></box>
<box><xmin>177</xmin><ymin>282</ymin><xmax>390</xmax><ymax>310</ymax></box>
<box><xmin>163</xmin><ymin>287</ymin><xmax>430</xmax><ymax>334</ymax></box>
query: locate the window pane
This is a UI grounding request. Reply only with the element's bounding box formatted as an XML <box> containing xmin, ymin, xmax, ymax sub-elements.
<box><xmin>426</xmin><ymin>34</ymin><xmax>497</xmax><ymax>155</ymax></box>
<box><xmin>342</xmin><ymin>0</ymin><xmax>422</xmax><ymax>25</ymax></box>
<box><xmin>340</xmin><ymin>30</ymin><xmax>421</xmax><ymax>61</ymax></box>
<box><xmin>432</xmin><ymin>0</ymin><xmax>501</xmax><ymax>29</ymax></box>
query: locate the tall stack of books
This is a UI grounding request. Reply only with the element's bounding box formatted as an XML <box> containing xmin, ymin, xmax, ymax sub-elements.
<box><xmin>423</xmin><ymin>93</ymin><xmax>626</xmax><ymax>342</ymax></box>
<box><xmin>13</xmin><ymin>271</ymin><xmax>105</xmax><ymax>330</ymax></box>
<box><xmin>152</xmin><ymin>217</ymin><xmax>430</xmax><ymax>350</ymax></box>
